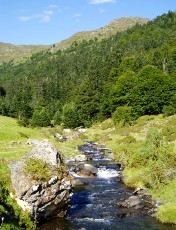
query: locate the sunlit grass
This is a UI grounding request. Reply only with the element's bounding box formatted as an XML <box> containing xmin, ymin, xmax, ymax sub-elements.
<box><xmin>0</xmin><ymin>116</ymin><xmax>48</xmax><ymax>160</ymax></box>
<box><xmin>0</xmin><ymin>114</ymin><xmax>176</xmax><ymax>224</ymax></box>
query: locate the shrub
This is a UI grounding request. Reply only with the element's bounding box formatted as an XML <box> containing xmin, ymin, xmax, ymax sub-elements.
<box><xmin>157</xmin><ymin>204</ymin><xmax>176</xmax><ymax>224</ymax></box>
<box><xmin>162</xmin><ymin>126</ymin><xmax>176</xmax><ymax>142</ymax></box>
<box><xmin>112</xmin><ymin>106</ymin><xmax>134</xmax><ymax>126</ymax></box>
<box><xmin>145</xmin><ymin>127</ymin><xmax>162</xmax><ymax>148</ymax></box>
<box><xmin>120</xmin><ymin>136</ymin><xmax>136</xmax><ymax>144</ymax></box>
<box><xmin>24</xmin><ymin>158</ymin><xmax>50</xmax><ymax>181</ymax></box>
<box><xmin>101</xmin><ymin>119</ymin><xmax>114</xmax><ymax>130</ymax></box>
<box><xmin>145</xmin><ymin>160</ymin><xmax>168</xmax><ymax>189</ymax></box>
<box><xmin>31</xmin><ymin>108</ymin><xmax>50</xmax><ymax>127</ymax></box>
<box><xmin>162</xmin><ymin>105</ymin><xmax>175</xmax><ymax>117</ymax></box>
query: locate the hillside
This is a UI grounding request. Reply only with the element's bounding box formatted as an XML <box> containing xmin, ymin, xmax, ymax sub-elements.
<box><xmin>0</xmin><ymin>16</ymin><xmax>149</xmax><ymax>64</ymax></box>
<box><xmin>51</xmin><ymin>17</ymin><xmax>149</xmax><ymax>51</ymax></box>
<box><xmin>0</xmin><ymin>114</ymin><xmax>176</xmax><ymax>227</ymax></box>
<box><xmin>0</xmin><ymin>42</ymin><xmax>50</xmax><ymax>64</ymax></box>
<box><xmin>0</xmin><ymin>11</ymin><xmax>175</xmax><ymax>129</ymax></box>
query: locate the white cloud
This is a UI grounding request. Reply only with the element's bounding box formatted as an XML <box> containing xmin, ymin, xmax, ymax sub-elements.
<box><xmin>48</xmin><ymin>4</ymin><xmax>57</xmax><ymax>8</ymax></box>
<box><xmin>90</xmin><ymin>0</ymin><xmax>116</xmax><ymax>4</ymax></box>
<box><xmin>43</xmin><ymin>10</ymin><xmax>53</xmax><ymax>15</ymax></box>
<box><xmin>18</xmin><ymin>9</ymin><xmax>54</xmax><ymax>23</ymax></box>
<box><xmin>99</xmin><ymin>8</ymin><xmax>106</xmax><ymax>13</ymax></box>
<box><xmin>73</xmin><ymin>13</ymin><xmax>81</xmax><ymax>17</ymax></box>
<box><xmin>40</xmin><ymin>14</ymin><xmax>50</xmax><ymax>23</ymax></box>
<box><xmin>18</xmin><ymin>15</ymin><xmax>40</xmax><ymax>22</ymax></box>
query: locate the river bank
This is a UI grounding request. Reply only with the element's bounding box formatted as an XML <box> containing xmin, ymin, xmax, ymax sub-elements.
<box><xmin>0</xmin><ymin>114</ymin><xmax>176</xmax><ymax>228</ymax></box>
<box><xmin>39</xmin><ymin>141</ymin><xmax>176</xmax><ymax>230</ymax></box>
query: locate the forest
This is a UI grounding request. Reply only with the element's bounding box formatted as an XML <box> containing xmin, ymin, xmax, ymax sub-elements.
<box><xmin>0</xmin><ymin>11</ymin><xmax>175</xmax><ymax>128</ymax></box>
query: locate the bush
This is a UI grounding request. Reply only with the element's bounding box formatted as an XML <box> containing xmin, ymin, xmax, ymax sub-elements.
<box><xmin>24</xmin><ymin>158</ymin><xmax>50</xmax><ymax>181</ymax></box>
<box><xmin>162</xmin><ymin>126</ymin><xmax>176</xmax><ymax>142</ymax></box>
<box><xmin>101</xmin><ymin>119</ymin><xmax>114</xmax><ymax>130</ymax></box>
<box><xmin>112</xmin><ymin>106</ymin><xmax>134</xmax><ymax>126</ymax></box>
<box><xmin>62</xmin><ymin>102</ymin><xmax>79</xmax><ymax>128</ymax></box>
<box><xmin>157</xmin><ymin>204</ymin><xmax>176</xmax><ymax>224</ymax></box>
<box><xmin>31</xmin><ymin>108</ymin><xmax>50</xmax><ymax>127</ymax></box>
<box><xmin>145</xmin><ymin>127</ymin><xmax>162</xmax><ymax>148</ymax></box>
<box><xmin>162</xmin><ymin>105</ymin><xmax>175</xmax><ymax>117</ymax></box>
<box><xmin>145</xmin><ymin>160</ymin><xmax>168</xmax><ymax>189</ymax></box>
<box><xmin>120</xmin><ymin>136</ymin><xmax>136</xmax><ymax>144</ymax></box>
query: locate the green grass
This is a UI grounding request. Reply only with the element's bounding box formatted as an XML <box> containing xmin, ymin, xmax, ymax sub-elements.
<box><xmin>0</xmin><ymin>42</ymin><xmax>49</xmax><ymax>64</ymax></box>
<box><xmin>85</xmin><ymin>114</ymin><xmax>176</xmax><ymax>225</ymax></box>
<box><xmin>157</xmin><ymin>204</ymin><xmax>176</xmax><ymax>224</ymax></box>
<box><xmin>0</xmin><ymin>116</ymin><xmax>84</xmax><ymax>162</ymax></box>
<box><xmin>0</xmin><ymin>114</ymin><xmax>176</xmax><ymax>225</ymax></box>
<box><xmin>0</xmin><ymin>116</ymin><xmax>42</xmax><ymax>160</ymax></box>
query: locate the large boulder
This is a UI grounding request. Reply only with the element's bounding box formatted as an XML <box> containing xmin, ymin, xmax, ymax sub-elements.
<box><xmin>77</xmin><ymin>163</ymin><xmax>98</xmax><ymax>178</ymax></box>
<box><xmin>9</xmin><ymin>140</ymin><xmax>72</xmax><ymax>221</ymax></box>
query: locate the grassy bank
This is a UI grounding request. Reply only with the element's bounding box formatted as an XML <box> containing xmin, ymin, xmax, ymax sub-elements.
<box><xmin>0</xmin><ymin>116</ymin><xmax>83</xmax><ymax>229</ymax></box>
<box><xmin>0</xmin><ymin>114</ymin><xmax>176</xmax><ymax>226</ymax></box>
<box><xmin>85</xmin><ymin>114</ymin><xmax>176</xmax><ymax>225</ymax></box>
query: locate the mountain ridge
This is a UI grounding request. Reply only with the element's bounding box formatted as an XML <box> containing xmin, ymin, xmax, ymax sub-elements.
<box><xmin>51</xmin><ymin>16</ymin><xmax>149</xmax><ymax>51</ymax></box>
<box><xmin>0</xmin><ymin>16</ymin><xmax>149</xmax><ymax>64</ymax></box>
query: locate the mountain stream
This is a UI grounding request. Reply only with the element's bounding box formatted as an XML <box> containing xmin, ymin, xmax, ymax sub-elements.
<box><xmin>39</xmin><ymin>142</ymin><xmax>175</xmax><ymax>230</ymax></box>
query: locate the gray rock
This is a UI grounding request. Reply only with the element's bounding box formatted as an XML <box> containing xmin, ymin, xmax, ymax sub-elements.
<box><xmin>27</xmin><ymin>139</ymin><xmax>44</xmax><ymax>146</ymax></box>
<box><xmin>63</xmin><ymin>129</ymin><xmax>71</xmax><ymax>134</ymax></box>
<box><xmin>67</xmin><ymin>133</ymin><xmax>79</xmax><ymax>140</ymax></box>
<box><xmin>24</xmin><ymin>140</ymin><xmax>61</xmax><ymax>167</ymax></box>
<box><xmin>77</xmin><ymin>163</ymin><xmax>98</xmax><ymax>178</ymax></box>
<box><xmin>128</xmin><ymin>196</ymin><xmax>141</xmax><ymax>207</ymax></box>
<box><xmin>74</xmin><ymin>154</ymin><xmax>89</xmax><ymax>162</ymax></box>
<box><xmin>82</xmin><ymin>164</ymin><xmax>98</xmax><ymax>174</ymax></box>
<box><xmin>48</xmin><ymin>176</ymin><xmax>58</xmax><ymax>185</ymax></box>
<box><xmin>72</xmin><ymin>179</ymin><xmax>88</xmax><ymax>187</ymax></box>
<box><xmin>78</xmin><ymin>128</ymin><xmax>87</xmax><ymax>133</ymax></box>
<box><xmin>8</xmin><ymin>140</ymin><xmax>72</xmax><ymax>220</ymax></box>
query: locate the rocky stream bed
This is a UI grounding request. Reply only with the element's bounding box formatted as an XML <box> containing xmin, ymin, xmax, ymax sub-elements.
<box><xmin>38</xmin><ymin>142</ymin><xmax>176</xmax><ymax>230</ymax></box>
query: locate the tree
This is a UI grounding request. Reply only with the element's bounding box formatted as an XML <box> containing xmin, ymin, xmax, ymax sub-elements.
<box><xmin>112</xmin><ymin>106</ymin><xmax>134</xmax><ymax>126</ymax></box>
<box><xmin>31</xmin><ymin>108</ymin><xmax>50</xmax><ymax>127</ymax></box>
<box><xmin>129</xmin><ymin>65</ymin><xmax>176</xmax><ymax>115</ymax></box>
<box><xmin>62</xmin><ymin>102</ymin><xmax>79</xmax><ymax>128</ymax></box>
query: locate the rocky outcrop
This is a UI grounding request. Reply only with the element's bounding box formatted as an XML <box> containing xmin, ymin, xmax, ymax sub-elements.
<box><xmin>117</xmin><ymin>191</ymin><xmax>157</xmax><ymax>216</ymax></box>
<box><xmin>9</xmin><ymin>140</ymin><xmax>72</xmax><ymax>221</ymax></box>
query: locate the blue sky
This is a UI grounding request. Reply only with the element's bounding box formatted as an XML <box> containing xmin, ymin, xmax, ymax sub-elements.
<box><xmin>0</xmin><ymin>0</ymin><xmax>175</xmax><ymax>45</ymax></box>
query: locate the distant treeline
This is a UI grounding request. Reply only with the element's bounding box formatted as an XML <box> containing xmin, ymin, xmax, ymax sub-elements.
<box><xmin>0</xmin><ymin>11</ymin><xmax>175</xmax><ymax>127</ymax></box>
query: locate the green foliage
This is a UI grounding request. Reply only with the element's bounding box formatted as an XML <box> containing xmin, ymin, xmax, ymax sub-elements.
<box><xmin>112</xmin><ymin>106</ymin><xmax>134</xmax><ymax>126</ymax></box>
<box><xmin>162</xmin><ymin>105</ymin><xmax>175</xmax><ymax>117</ymax></box>
<box><xmin>53</xmin><ymin>110</ymin><xmax>62</xmax><ymax>125</ymax></box>
<box><xmin>119</xmin><ymin>136</ymin><xmax>136</xmax><ymax>144</ymax></box>
<box><xmin>157</xmin><ymin>204</ymin><xmax>176</xmax><ymax>224</ymax></box>
<box><xmin>101</xmin><ymin>119</ymin><xmax>114</xmax><ymax>130</ymax></box>
<box><xmin>0</xmin><ymin>11</ymin><xmax>175</xmax><ymax>127</ymax></box>
<box><xmin>0</xmin><ymin>163</ymin><xmax>35</xmax><ymax>229</ymax></box>
<box><xmin>24</xmin><ymin>158</ymin><xmax>50</xmax><ymax>181</ymax></box>
<box><xmin>31</xmin><ymin>108</ymin><xmax>50</xmax><ymax>127</ymax></box>
<box><xmin>145</xmin><ymin>127</ymin><xmax>162</xmax><ymax>148</ymax></box>
<box><xmin>129</xmin><ymin>65</ymin><xmax>176</xmax><ymax>115</ymax></box>
<box><xmin>62</xmin><ymin>102</ymin><xmax>79</xmax><ymax>128</ymax></box>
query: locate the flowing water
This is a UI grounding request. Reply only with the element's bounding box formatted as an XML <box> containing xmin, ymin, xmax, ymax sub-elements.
<box><xmin>39</xmin><ymin>142</ymin><xmax>175</xmax><ymax>230</ymax></box>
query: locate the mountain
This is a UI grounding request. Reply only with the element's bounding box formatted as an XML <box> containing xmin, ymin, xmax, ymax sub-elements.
<box><xmin>0</xmin><ymin>11</ymin><xmax>175</xmax><ymax>128</ymax></box>
<box><xmin>51</xmin><ymin>17</ymin><xmax>149</xmax><ymax>51</ymax></box>
<box><xmin>0</xmin><ymin>42</ymin><xmax>50</xmax><ymax>64</ymax></box>
<box><xmin>0</xmin><ymin>17</ymin><xmax>149</xmax><ymax>64</ymax></box>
